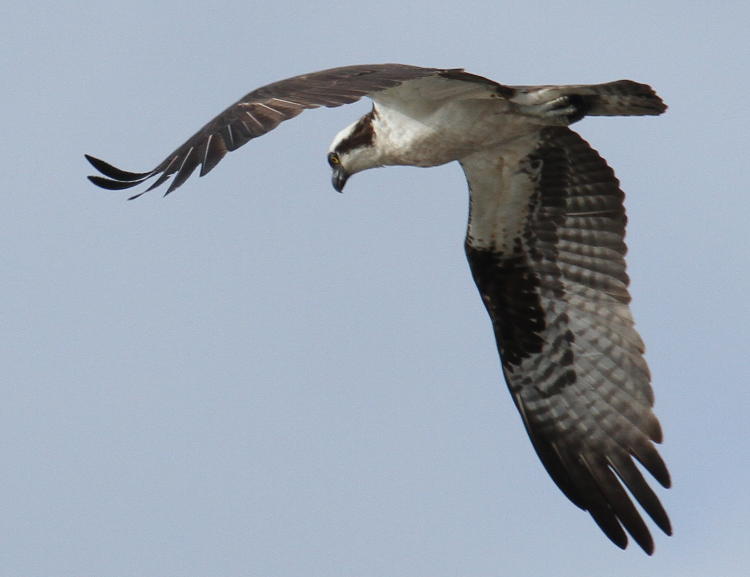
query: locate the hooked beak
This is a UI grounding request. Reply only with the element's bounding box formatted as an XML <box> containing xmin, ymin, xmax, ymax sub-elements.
<box><xmin>331</xmin><ymin>166</ymin><xmax>349</xmax><ymax>193</ymax></box>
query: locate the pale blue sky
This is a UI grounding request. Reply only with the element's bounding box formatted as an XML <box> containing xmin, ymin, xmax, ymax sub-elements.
<box><xmin>3</xmin><ymin>1</ymin><xmax>749</xmax><ymax>576</ymax></box>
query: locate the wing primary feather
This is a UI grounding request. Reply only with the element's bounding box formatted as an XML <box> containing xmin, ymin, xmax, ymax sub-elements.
<box><xmin>553</xmin><ymin>444</ymin><xmax>629</xmax><ymax>550</ymax></box>
<box><xmin>85</xmin><ymin>154</ymin><xmax>153</xmax><ymax>181</ymax></box>
<box><xmin>580</xmin><ymin>453</ymin><xmax>654</xmax><ymax>554</ymax></box>
<box><xmin>165</xmin><ymin>146</ymin><xmax>198</xmax><ymax>195</ymax></box>
<box><xmin>255</xmin><ymin>102</ymin><xmax>284</xmax><ymax>116</ymax></box>
<box><xmin>269</xmin><ymin>97</ymin><xmax>302</xmax><ymax>106</ymax></box>
<box><xmin>201</xmin><ymin>134</ymin><xmax>213</xmax><ymax>174</ymax></box>
<box><xmin>127</xmin><ymin>190</ymin><xmax>148</xmax><ymax>201</ymax></box>
<box><xmin>244</xmin><ymin>110</ymin><xmax>264</xmax><ymax>129</ymax></box>
<box><xmin>630</xmin><ymin>443</ymin><xmax>671</xmax><ymax>488</ymax></box>
<box><xmin>142</xmin><ymin>156</ymin><xmax>180</xmax><ymax>194</ymax></box>
<box><xmin>87</xmin><ymin>175</ymin><xmax>146</xmax><ymax>190</ymax></box>
<box><xmin>607</xmin><ymin>453</ymin><xmax>672</xmax><ymax>535</ymax></box>
<box><xmin>199</xmin><ymin>133</ymin><xmax>228</xmax><ymax>177</ymax></box>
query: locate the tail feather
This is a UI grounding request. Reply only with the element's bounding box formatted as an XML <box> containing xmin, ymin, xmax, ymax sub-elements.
<box><xmin>567</xmin><ymin>80</ymin><xmax>667</xmax><ymax>116</ymax></box>
<box><xmin>511</xmin><ymin>80</ymin><xmax>667</xmax><ymax>120</ymax></box>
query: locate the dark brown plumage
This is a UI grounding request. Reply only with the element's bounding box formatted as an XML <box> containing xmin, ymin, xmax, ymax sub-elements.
<box><xmin>86</xmin><ymin>64</ymin><xmax>508</xmax><ymax>198</ymax></box>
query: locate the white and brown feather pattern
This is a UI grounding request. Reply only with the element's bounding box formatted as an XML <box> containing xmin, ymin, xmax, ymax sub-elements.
<box><xmin>86</xmin><ymin>63</ymin><xmax>669</xmax><ymax>552</ymax></box>
<box><xmin>463</xmin><ymin>127</ymin><xmax>670</xmax><ymax>554</ymax></box>
<box><xmin>85</xmin><ymin>64</ymin><xmax>510</xmax><ymax>198</ymax></box>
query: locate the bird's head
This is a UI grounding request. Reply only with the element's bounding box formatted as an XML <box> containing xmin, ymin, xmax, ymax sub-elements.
<box><xmin>327</xmin><ymin>110</ymin><xmax>382</xmax><ymax>192</ymax></box>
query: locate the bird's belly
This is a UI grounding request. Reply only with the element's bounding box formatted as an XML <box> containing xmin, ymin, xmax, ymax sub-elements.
<box><xmin>377</xmin><ymin>100</ymin><xmax>535</xmax><ymax>167</ymax></box>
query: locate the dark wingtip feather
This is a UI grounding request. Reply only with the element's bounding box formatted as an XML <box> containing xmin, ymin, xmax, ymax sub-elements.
<box><xmin>88</xmin><ymin>175</ymin><xmax>143</xmax><ymax>190</ymax></box>
<box><xmin>633</xmin><ymin>446</ymin><xmax>671</xmax><ymax>489</ymax></box>
<box><xmin>85</xmin><ymin>154</ymin><xmax>157</xmax><ymax>196</ymax></box>
<box><xmin>589</xmin><ymin>506</ymin><xmax>629</xmax><ymax>551</ymax></box>
<box><xmin>85</xmin><ymin>154</ymin><xmax>152</xmax><ymax>181</ymax></box>
<box><xmin>608</xmin><ymin>454</ymin><xmax>672</xmax><ymax>537</ymax></box>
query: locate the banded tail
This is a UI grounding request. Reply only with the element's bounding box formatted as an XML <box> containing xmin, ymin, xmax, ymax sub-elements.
<box><xmin>571</xmin><ymin>79</ymin><xmax>668</xmax><ymax>116</ymax></box>
<box><xmin>512</xmin><ymin>79</ymin><xmax>667</xmax><ymax>120</ymax></box>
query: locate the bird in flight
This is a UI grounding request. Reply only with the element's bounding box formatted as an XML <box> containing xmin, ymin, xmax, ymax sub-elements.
<box><xmin>86</xmin><ymin>63</ymin><xmax>670</xmax><ymax>554</ymax></box>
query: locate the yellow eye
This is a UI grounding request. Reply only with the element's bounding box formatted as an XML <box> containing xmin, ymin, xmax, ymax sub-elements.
<box><xmin>327</xmin><ymin>152</ymin><xmax>340</xmax><ymax>167</ymax></box>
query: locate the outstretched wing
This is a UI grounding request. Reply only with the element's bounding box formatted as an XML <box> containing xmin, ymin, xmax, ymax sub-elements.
<box><xmin>86</xmin><ymin>63</ymin><xmax>506</xmax><ymax>199</ymax></box>
<box><xmin>461</xmin><ymin>126</ymin><xmax>670</xmax><ymax>554</ymax></box>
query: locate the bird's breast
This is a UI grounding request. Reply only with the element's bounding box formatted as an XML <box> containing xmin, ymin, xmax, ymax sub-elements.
<box><xmin>373</xmin><ymin>99</ymin><xmax>538</xmax><ymax>167</ymax></box>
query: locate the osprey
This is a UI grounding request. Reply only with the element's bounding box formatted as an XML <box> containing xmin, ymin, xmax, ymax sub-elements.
<box><xmin>86</xmin><ymin>64</ymin><xmax>670</xmax><ymax>553</ymax></box>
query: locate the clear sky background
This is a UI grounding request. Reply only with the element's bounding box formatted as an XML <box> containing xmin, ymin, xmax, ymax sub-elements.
<box><xmin>3</xmin><ymin>1</ymin><xmax>749</xmax><ymax>576</ymax></box>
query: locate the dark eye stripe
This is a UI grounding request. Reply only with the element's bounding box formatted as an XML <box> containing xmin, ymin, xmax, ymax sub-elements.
<box><xmin>334</xmin><ymin>110</ymin><xmax>375</xmax><ymax>156</ymax></box>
